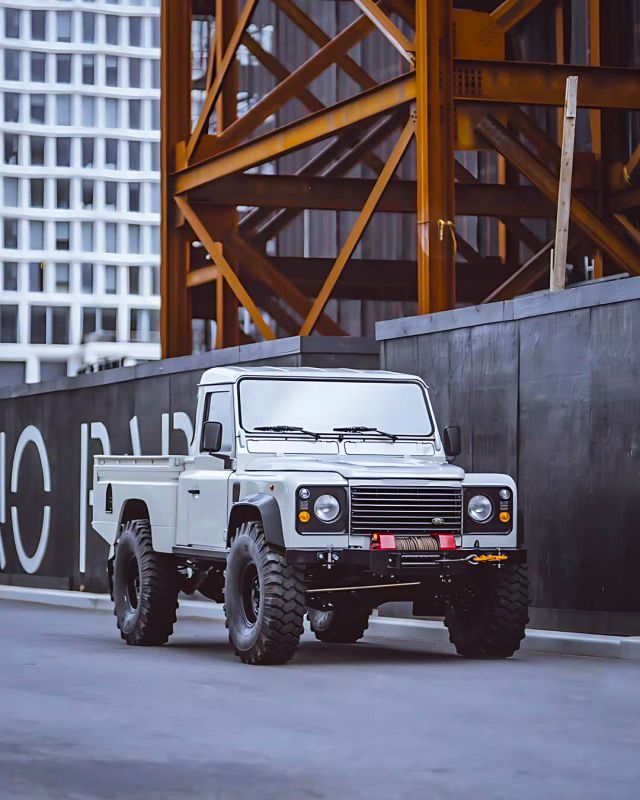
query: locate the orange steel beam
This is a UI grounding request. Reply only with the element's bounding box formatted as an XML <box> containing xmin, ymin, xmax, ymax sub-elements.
<box><xmin>490</xmin><ymin>0</ymin><xmax>545</xmax><ymax>32</ymax></box>
<box><xmin>173</xmin><ymin>73</ymin><xmax>416</xmax><ymax>194</ymax></box>
<box><xmin>161</xmin><ymin>0</ymin><xmax>192</xmax><ymax>357</ymax></box>
<box><xmin>300</xmin><ymin>117</ymin><xmax>415</xmax><ymax>335</ymax></box>
<box><xmin>211</xmin><ymin>12</ymin><xmax>375</xmax><ymax>153</ymax></box>
<box><xmin>477</xmin><ymin>115</ymin><xmax>640</xmax><ymax>277</ymax></box>
<box><xmin>272</xmin><ymin>0</ymin><xmax>377</xmax><ymax>91</ymax></box>
<box><xmin>352</xmin><ymin>0</ymin><xmax>415</xmax><ymax>64</ymax></box>
<box><xmin>176</xmin><ymin>197</ymin><xmax>276</xmax><ymax>341</ymax></box>
<box><xmin>416</xmin><ymin>0</ymin><xmax>456</xmax><ymax>314</ymax></box>
<box><xmin>186</xmin><ymin>0</ymin><xmax>258</xmax><ymax>161</ymax></box>
<box><xmin>223</xmin><ymin>231</ymin><xmax>347</xmax><ymax>336</ymax></box>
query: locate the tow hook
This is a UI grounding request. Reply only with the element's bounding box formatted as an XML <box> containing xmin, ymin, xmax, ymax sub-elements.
<box><xmin>467</xmin><ymin>553</ymin><xmax>509</xmax><ymax>565</ymax></box>
<box><xmin>317</xmin><ymin>549</ymin><xmax>340</xmax><ymax>569</ymax></box>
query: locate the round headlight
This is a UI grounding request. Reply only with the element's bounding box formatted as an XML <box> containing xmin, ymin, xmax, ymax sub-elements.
<box><xmin>314</xmin><ymin>494</ymin><xmax>341</xmax><ymax>523</ymax></box>
<box><xmin>468</xmin><ymin>494</ymin><xmax>493</xmax><ymax>523</ymax></box>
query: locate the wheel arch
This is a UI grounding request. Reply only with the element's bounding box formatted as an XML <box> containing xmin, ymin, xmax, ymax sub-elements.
<box><xmin>118</xmin><ymin>498</ymin><xmax>151</xmax><ymax>535</ymax></box>
<box><xmin>227</xmin><ymin>493</ymin><xmax>284</xmax><ymax>549</ymax></box>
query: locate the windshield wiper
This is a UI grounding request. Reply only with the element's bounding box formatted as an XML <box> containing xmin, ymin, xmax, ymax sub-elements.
<box><xmin>254</xmin><ymin>425</ymin><xmax>320</xmax><ymax>440</ymax></box>
<box><xmin>333</xmin><ymin>426</ymin><xmax>397</xmax><ymax>441</ymax></box>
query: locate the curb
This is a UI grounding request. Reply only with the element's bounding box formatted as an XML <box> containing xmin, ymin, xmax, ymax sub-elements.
<box><xmin>2</xmin><ymin>585</ymin><xmax>639</xmax><ymax>661</ymax></box>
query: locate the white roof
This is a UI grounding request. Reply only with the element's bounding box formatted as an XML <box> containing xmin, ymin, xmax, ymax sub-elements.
<box><xmin>199</xmin><ymin>365</ymin><xmax>419</xmax><ymax>386</ymax></box>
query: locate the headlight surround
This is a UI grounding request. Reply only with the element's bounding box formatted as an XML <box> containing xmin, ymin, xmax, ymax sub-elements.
<box><xmin>468</xmin><ymin>494</ymin><xmax>493</xmax><ymax>523</ymax></box>
<box><xmin>314</xmin><ymin>493</ymin><xmax>341</xmax><ymax>523</ymax></box>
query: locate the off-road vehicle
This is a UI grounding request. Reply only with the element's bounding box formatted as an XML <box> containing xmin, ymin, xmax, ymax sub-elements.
<box><xmin>92</xmin><ymin>366</ymin><xmax>528</xmax><ymax>665</ymax></box>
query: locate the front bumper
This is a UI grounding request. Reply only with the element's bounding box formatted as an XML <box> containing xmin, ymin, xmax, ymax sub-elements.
<box><xmin>286</xmin><ymin>546</ymin><xmax>526</xmax><ymax>575</ymax></box>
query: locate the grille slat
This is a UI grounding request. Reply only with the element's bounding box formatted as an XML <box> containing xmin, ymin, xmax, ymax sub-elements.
<box><xmin>350</xmin><ymin>485</ymin><xmax>463</xmax><ymax>533</ymax></box>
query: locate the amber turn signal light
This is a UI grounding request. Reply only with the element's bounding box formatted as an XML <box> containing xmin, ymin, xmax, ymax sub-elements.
<box><xmin>499</xmin><ymin>511</ymin><xmax>511</xmax><ymax>523</ymax></box>
<box><xmin>298</xmin><ymin>511</ymin><xmax>310</xmax><ymax>523</ymax></box>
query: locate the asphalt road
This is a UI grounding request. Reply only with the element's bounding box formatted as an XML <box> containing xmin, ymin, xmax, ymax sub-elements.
<box><xmin>1</xmin><ymin>601</ymin><xmax>638</xmax><ymax>800</ymax></box>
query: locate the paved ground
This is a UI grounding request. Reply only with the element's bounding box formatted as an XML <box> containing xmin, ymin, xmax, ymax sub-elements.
<box><xmin>1</xmin><ymin>601</ymin><xmax>638</xmax><ymax>800</ymax></box>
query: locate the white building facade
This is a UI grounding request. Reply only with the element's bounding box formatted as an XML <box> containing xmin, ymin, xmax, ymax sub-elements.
<box><xmin>0</xmin><ymin>0</ymin><xmax>161</xmax><ymax>386</ymax></box>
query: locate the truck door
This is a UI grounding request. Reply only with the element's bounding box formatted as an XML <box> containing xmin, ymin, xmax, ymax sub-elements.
<box><xmin>176</xmin><ymin>387</ymin><xmax>235</xmax><ymax>549</ymax></box>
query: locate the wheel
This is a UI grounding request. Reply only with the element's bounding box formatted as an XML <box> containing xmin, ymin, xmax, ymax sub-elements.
<box><xmin>113</xmin><ymin>519</ymin><xmax>179</xmax><ymax>646</ymax></box>
<box><xmin>445</xmin><ymin>564</ymin><xmax>529</xmax><ymax>658</ymax></box>
<box><xmin>225</xmin><ymin>521</ymin><xmax>305</xmax><ymax>665</ymax></box>
<box><xmin>308</xmin><ymin>606</ymin><xmax>371</xmax><ymax>643</ymax></box>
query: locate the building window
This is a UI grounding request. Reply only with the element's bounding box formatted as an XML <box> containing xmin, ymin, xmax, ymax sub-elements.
<box><xmin>56</xmin><ymin>137</ymin><xmax>71</xmax><ymax>167</ymax></box>
<box><xmin>30</xmin><ymin>178</ymin><xmax>45</xmax><ymax>208</ymax></box>
<box><xmin>129</xmin><ymin>58</ymin><xmax>141</xmax><ymax>88</ymax></box>
<box><xmin>151</xmin><ymin>60</ymin><xmax>160</xmax><ymax>90</ymax></box>
<box><xmin>56</xmin><ymin>95</ymin><xmax>72</xmax><ymax>126</ymax></box>
<box><xmin>29</xmin><ymin>262</ymin><xmax>44</xmax><ymax>292</ymax></box>
<box><xmin>105</xmin><ymin>181</ymin><xmax>118</xmax><ymax>209</ymax></box>
<box><xmin>151</xmin><ymin>101</ymin><xmax>160</xmax><ymax>130</ymax></box>
<box><xmin>3</xmin><ymin>219</ymin><xmax>18</xmax><ymax>249</ymax></box>
<box><xmin>152</xmin><ymin>143</ymin><xmax>160</xmax><ymax>171</ymax></box>
<box><xmin>106</xmin><ymin>15</ymin><xmax>119</xmax><ymax>45</ymax></box>
<box><xmin>57</xmin><ymin>11</ymin><xmax>71</xmax><ymax>43</ymax></box>
<box><xmin>129</xmin><ymin>183</ymin><xmax>141</xmax><ymax>212</ymax></box>
<box><xmin>0</xmin><ymin>305</ymin><xmax>18</xmax><ymax>344</ymax></box>
<box><xmin>5</xmin><ymin>93</ymin><xmax>20</xmax><ymax>122</ymax></box>
<box><xmin>82</xmin><ymin>55</ymin><xmax>94</xmax><ymax>85</ymax></box>
<box><xmin>105</xmin><ymin>139</ymin><xmax>118</xmax><ymax>169</ymax></box>
<box><xmin>81</xmin><ymin>263</ymin><xmax>94</xmax><ymax>294</ymax></box>
<box><xmin>30</xmin><ymin>306</ymin><xmax>46</xmax><ymax>343</ymax></box>
<box><xmin>5</xmin><ymin>8</ymin><xmax>21</xmax><ymax>39</ymax></box>
<box><xmin>55</xmin><ymin>222</ymin><xmax>70</xmax><ymax>251</ymax></box>
<box><xmin>83</xmin><ymin>307</ymin><xmax>117</xmax><ymax>342</ymax></box>
<box><xmin>30</xmin><ymin>220</ymin><xmax>44</xmax><ymax>250</ymax></box>
<box><xmin>56</xmin><ymin>54</ymin><xmax>71</xmax><ymax>84</ymax></box>
<box><xmin>82</xmin><ymin>12</ymin><xmax>95</xmax><ymax>44</ymax></box>
<box><xmin>30</xmin><ymin>94</ymin><xmax>45</xmax><ymax>124</ymax></box>
<box><xmin>31</xmin><ymin>10</ymin><xmax>46</xmax><ymax>41</ymax></box>
<box><xmin>152</xmin><ymin>17</ymin><xmax>160</xmax><ymax>48</ymax></box>
<box><xmin>30</xmin><ymin>51</ymin><xmax>46</xmax><ymax>82</ymax></box>
<box><xmin>105</xmin><ymin>264</ymin><xmax>118</xmax><ymax>293</ymax></box>
<box><xmin>129</xmin><ymin>99</ymin><xmax>142</xmax><ymax>129</ymax></box>
<box><xmin>2</xmin><ymin>263</ymin><xmax>18</xmax><ymax>292</ymax></box>
<box><xmin>128</xmin><ymin>225</ymin><xmax>141</xmax><ymax>254</ymax></box>
<box><xmin>129</xmin><ymin>266</ymin><xmax>140</xmax><ymax>295</ymax></box>
<box><xmin>82</xmin><ymin>138</ymin><xmax>94</xmax><ymax>168</ymax></box>
<box><xmin>105</xmin><ymin>223</ymin><xmax>117</xmax><ymax>253</ymax></box>
<box><xmin>82</xmin><ymin>180</ymin><xmax>94</xmax><ymax>209</ymax></box>
<box><xmin>56</xmin><ymin>178</ymin><xmax>70</xmax><ymax>210</ymax></box>
<box><xmin>106</xmin><ymin>55</ymin><xmax>118</xmax><ymax>87</ymax></box>
<box><xmin>82</xmin><ymin>96</ymin><xmax>95</xmax><ymax>127</ymax></box>
<box><xmin>55</xmin><ymin>263</ymin><xmax>69</xmax><ymax>292</ymax></box>
<box><xmin>129</xmin><ymin>17</ymin><xmax>142</xmax><ymax>47</ymax></box>
<box><xmin>30</xmin><ymin>136</ymin><xmax>45</xmax><ymax>166</ymax></box>
<box><xmin>129</xmin><ymin>140</ymin><xmax>141</xmax><ymax>171</ymax></box>
<box><xmin>151</xmin><ymin>227</ymin><xmax>160</xmax><ymax>253</ymax></box>
<box><xmin>5</xmin><ymin>50</ymin><xmax>20</xmax><ymax>81</ymax></box>
<box><xmin>4</xmin><ymin>133</ymin><xmax>20</xmax><ymax>165</ymax></box>
<box><xmin>3</xmin><ymin>177</ymin><xmax>19</xmax><ymax>207</ymax></box>
<box><xmin>150</xmin><ymin>183</ymin><xmax>160</xmax><ymax>213</ymax></box>
<box><xmin>105</xmin><ymin>98</ymin><xmax>119</xmax><ymax>129</ymax></box>
<box><xmin>81</xmin><ymin>222</ymin><xmax>93</xmax><ymax>252</ymax></box>
<box><xmin>31</xmin><ymin>306</ymin><xmax>69</xmax><ymax>345</ymax></box>
<box><xmin>151</xmin><ymin>266</ymin><xmax>160</xmax><ymax>295</ymax></box>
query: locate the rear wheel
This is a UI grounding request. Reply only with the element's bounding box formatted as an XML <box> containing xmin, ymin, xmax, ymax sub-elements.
<box><xmin>225</xmin><ymin>521</ymin><xmax>306</xmax><ymax>665</ymax></box>
<box><xmin>113</xmin><ymin>519</ymin><xmax>179</xmax><ymax>646</ymax></box>
<box><xmin>445</xmin><ymin>564</ymin><xmax>529</xmax><ymax>658</ymax></box>
<box><xmin>308</xmin><ymin>606</ymin><xmax>371</xmax><ymax>644</ymax></box>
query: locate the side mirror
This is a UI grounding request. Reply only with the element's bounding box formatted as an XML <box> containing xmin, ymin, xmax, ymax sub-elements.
<box><xmin>202</xmin><ymin>421</ymin><xmax>222</xmax><ymax>453</ymax></box>
<box><xmin>443</xmin><ymin>426</ymin><xmax>461</xmax><ymax>459</ymax></box>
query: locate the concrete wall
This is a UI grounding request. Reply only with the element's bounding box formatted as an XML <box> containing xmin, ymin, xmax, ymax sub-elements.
<box><xmin>0</xmin><ymin>337</ymin><xmax>378</xmax><ymax>593</ymax></box>
<box><xmin>377</xmin><ymin>277</ymin><xmax>640</xmax><ymax>635</ymax></box>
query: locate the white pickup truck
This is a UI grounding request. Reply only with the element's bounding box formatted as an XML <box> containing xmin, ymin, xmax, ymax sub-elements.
<box><xmin>92</xmin><ymin>366</ymin><xmax>528</xmax><ymax>665</ymax></box>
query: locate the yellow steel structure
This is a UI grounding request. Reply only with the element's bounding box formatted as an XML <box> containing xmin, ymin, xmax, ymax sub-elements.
<box><xmin>161</xmin><ymin>0</ymin><xmax>640</xmax><ymax>356</ymax></box>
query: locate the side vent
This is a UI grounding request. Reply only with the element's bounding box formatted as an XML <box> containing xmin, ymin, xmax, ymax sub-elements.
<box><xmin>106</xmin><ymin>483</ymin><xmax>113</xmax><ymax>514</ymax></box>
<box><xmin>232</xmin><ymin>482</ymin><xmax>240</xmax><ymax>503</ymax></box>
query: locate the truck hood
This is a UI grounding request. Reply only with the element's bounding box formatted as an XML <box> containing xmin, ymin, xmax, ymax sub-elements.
<box><xmin>244</xmin><ymin>454</ymin><xmax>465</xmax><ymax>481</ymax></box>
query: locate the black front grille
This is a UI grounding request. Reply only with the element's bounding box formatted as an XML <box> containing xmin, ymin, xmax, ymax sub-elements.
<box><xmin>350</xmin><ymin>485</ymin><xmax>463</xmax><ymax>533</ymax></box>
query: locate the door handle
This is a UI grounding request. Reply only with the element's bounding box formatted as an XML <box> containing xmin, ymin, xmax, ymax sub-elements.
<box><xmin>188</xmin><ymin>489</ymin><xmax>200</xmax><ymax>497</ymax></box>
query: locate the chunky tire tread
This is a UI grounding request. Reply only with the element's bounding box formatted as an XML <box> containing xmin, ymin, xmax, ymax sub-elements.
<box><xmin>308</xmin><ymin>607</ymin><xmax>371</xmax><ymax>644</ymax></box>
<box><xmin>113</xmin><ymin>519</ymin><xmax>179</xmax><ymax>646</ymax></box>
<box><xmin>225</xmin><ymin>522</ymin><xmax>306</xmax><ymax>666</ymax></box>
<box><xmin>445</xmin><ymin>564</ymin><xmax>529</xmax><ymax>659</ymax></box>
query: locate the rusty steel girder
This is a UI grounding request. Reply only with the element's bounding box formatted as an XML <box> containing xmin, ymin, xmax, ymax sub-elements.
<box><xmin>161</xmin><ymin>0</ymin><xmax>640</xmax><ymax>356</ymax></box>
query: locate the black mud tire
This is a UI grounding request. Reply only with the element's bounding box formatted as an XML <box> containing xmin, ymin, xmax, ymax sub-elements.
<box><xmin>445</xmin><ymin>564</ymin><xmax>529</xmax><ymax>658</ymax></box>
<box><xmin>225</xmin><ymin>521</ymin><xmax>305</xmax><ymax>665</ymax></box>
<box><xmin>113</xmin><ymin>519</ymin><xmax>179</xmax><ymax>646</ymax></box>
<box><xmin>308</xmin><ymin>606</ymin><xmax>371</xmax><ymax>644</ymax></box>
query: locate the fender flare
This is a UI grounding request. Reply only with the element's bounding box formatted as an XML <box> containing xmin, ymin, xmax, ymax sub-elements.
<box><xmin>227</xmin><ymin>493</ymin><xmax>285</xmax><ymax>549</ymax></box>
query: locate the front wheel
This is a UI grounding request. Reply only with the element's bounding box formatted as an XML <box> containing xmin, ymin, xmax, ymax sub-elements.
<box><xmin>113</xmin><ymin>519</ymin><xmax>179</xmax><ymax>646</ymax></box>
<box><xmin>308</xmin><ymin>606</ymin><xmax>371</xmax><ymax>643</ymax></box>
<box><xmin>225</xmin><ymin>522</ymin><xmax>306</xmax><ymax>665</ymax></box>
<box><xmin>445</xmin><ymin>564</ymin><xmax>529</xmax><ymax>658</ymax></box>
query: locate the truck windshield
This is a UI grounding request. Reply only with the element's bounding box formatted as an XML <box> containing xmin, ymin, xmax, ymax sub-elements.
<box><xmin>238</xmin><ymin>378</ymin><xmax>434</xmax><ymax>437</ymax></box>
